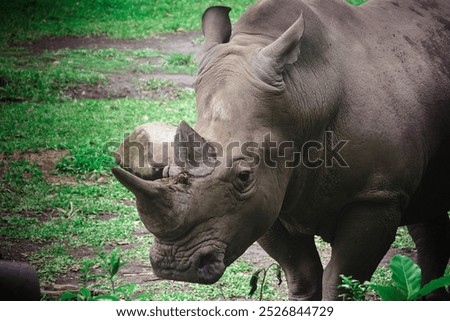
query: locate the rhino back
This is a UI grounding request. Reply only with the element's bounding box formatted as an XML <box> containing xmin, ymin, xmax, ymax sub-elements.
<box><xmin>233</xmin><ymin>0</ymin><xmax>450</xmax><ymax>237</ymax></box>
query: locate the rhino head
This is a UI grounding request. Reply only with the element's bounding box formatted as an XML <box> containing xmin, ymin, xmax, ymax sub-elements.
<box><xmin>113</xmin><ymin>6</ymin><xmax>305</xmax><ymax>284</ymax></box>
<box><xmin>112</xmin><ymin>120</ymin><xmax>289</xmax><ymax>284</ymax></box>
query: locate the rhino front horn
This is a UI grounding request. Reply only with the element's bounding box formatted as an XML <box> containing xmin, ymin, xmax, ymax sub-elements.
<box><xmin>174</xmin><ymin>121</ymin><xmax>218</xmax><ymax>177</ymax></box>
<box><xmin>112</xmin><ymin>167</ymin><xmax>168</xmax><ymax>199</ymax></box>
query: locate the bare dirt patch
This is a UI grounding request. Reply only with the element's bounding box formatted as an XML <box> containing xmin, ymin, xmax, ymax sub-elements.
<box><xmin>0</xmin><ymin>237</ymin><xmax>47</xmax><ymax>262</ymax></box>
<box><xmin>22</xmin><ymin>32</ymin><xmax>200</xmax><ymax>100</ymax></box>
<box><xmin>0</xmin><ymin>209</ymin><xmax>59</xmax><ymax>223</ymax></box>
<box><xmin>13</xmin><ymin>149</ymin><xmax>68</xmax><ymax>172</ymax></box>
<box><xmin>25</xmin><ymin>32</ymin><xmax>202</xmax><ymax>56</ymax></box>
<box><xmin>4</xmin><ymin>149</ymin><xmax>76</xmax><ymax>185</ymax></box>
<box><xmin>65</xmin><ymin>73</ymin><xmax>195</xmax><ymax>100</ymax></box>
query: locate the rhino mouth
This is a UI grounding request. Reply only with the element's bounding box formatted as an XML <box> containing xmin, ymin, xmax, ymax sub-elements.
<box><xmin>150</xmin><ymin>245</ymin><xmax>226</xmax><ymax>284</ymax></box>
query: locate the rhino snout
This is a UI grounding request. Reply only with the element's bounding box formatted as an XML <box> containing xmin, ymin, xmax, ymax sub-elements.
<box><xmin>150</xmin><ymin>245</ymin><xmax>226</xmax><ymax>284</ymax></box>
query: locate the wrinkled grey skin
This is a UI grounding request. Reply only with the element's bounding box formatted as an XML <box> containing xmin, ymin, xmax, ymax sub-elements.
<box><xmin>113</xmin><ymin>0</ymin><xmax>450</xmax><ymax>300</ymax></box>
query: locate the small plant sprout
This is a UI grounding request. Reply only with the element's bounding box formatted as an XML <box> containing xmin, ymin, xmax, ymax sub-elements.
<box><xmin>60</xmin><ymin>247</ymin><xmax>150</xmax><ymax>301</ymax></box>
<box><xmin>249</xmin><ymin>263</ymin><xmax>282</xmax><ymax>301</ymax></box>
<box><xmin>338</xmin><ymin>275</ymin><xmax>370</xmax><ymax>301</ymax></box>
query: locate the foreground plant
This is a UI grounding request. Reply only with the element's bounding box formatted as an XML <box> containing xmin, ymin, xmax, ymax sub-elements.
<box><xmin>338</xmin><ymin>275</ymin><xmax>370</xmax><ymax>301</ymax></box>
<box><xmin>339</xmin><ymin>255</ymin><xmax>450</xmax><ymax>301</ymax></box>
<box><xmin>60</xmin><ymin>247</ymin><xmax>150</xmax><ymax>301</ymax></box>
<box><xmin>249</xmin><ymin>263</ymin><xmax>282</xmax><ymax>301</ymax></box>
<box><xmin>371</xmin><ymin>255</ymin><xmax>450</xmax><ymax>301</ymax></box>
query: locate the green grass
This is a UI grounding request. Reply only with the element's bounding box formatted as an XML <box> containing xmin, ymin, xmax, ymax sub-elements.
<box><xmin>162</xmin><ymin>53</ymin><xmax>197</xmax><ymax>75</ymax></box>
<box><xmin>0</xmin><ymin>48</ymin><xmax>197</xmax><ymax>103</ymax></box>
<box><xmin>142</xmin><ymin>260</ymin><xmax>285</xmax><ymax>301</ymax></box>
<box><xmin>0</xmin><ymin>0</ymin><xmax>254</xmax><ymax>47</ymax></box>
<box><xmin>0</xmin><ymin>94</ymin><xmax>196</xmax><ymax>161</ymax></box>
<box><xmin>0</xmin><ymin>0</ymin><xmax>367</xmax><ymax>49</ymax></box>
<box><xmin>391</xmin><ymin>227</ymin><xmax>415</xmax><ymax>249</ymax></box>
<box><xmin>0</xmin><ymin>1</ymin><xmax>202</xmax><ymax>290</ymax></box>
<box><xmin>0</xmin><ymin>53</ymin><xmax>106</xmax><ymax>102</ymax></box>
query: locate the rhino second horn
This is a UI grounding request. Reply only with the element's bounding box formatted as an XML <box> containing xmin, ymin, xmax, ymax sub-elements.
<box><xmin>112</xmin><ymin>167</ymin><xmax>168</xmax><ymax>199</ymax></box>
<box><xmin>174</xmin><ymin>121</ymin><xmax>218</xmax><ymax>177</ymax></box>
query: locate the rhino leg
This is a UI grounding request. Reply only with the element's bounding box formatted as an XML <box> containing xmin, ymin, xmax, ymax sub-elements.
<box><xmin>322</xmin><ymin>204</ymin><xmax>400</xmax><ymax>300</ymax></box>
<box><xmin>407</xmin><ymin>213</ymin><xmax>450</xmax><ymax>300</ymax></box>
<box><xmin>258</xmin><ymin>220</ymin><xmax>323</xmax><ymax>300</ymax></box>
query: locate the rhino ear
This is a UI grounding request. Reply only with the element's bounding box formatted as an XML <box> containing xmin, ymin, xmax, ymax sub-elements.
<box><xmin>174</xmin><ymin>121</ymin><xmax>217</xmax><ymax>177</ymax></box>
<box><xmin>257</xmin><ymin>14</ymin><xmax>305</xmax><ymax>75</ymax></box>
<box><xmin>202</xmin><ymin>6</ymin><xmax>232</xmax><ymax>45</ymax></box>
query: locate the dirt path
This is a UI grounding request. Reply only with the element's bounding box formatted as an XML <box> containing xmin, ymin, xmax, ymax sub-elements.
<box><xmin>25</xmin><ymin>32</ymin><xmax>202</xmax><ymax>55</ymax></box>
<box><xmin>23</xmin><ymin>31</ymin><xmax>201</xmax><ymax>100</ymax></box>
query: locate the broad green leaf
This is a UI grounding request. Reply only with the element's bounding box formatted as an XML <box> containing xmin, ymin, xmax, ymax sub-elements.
<box><xmin>371</xmin><ymin>285</ymin><xmax>406</xmax><ymax>301</ymax></box>
<box><xmin>78</xmin><ymin>287</ymin><xmax>92</xmax><ymax>301</ymax></box>
<box><xmin>111</xmin><ymin>257</ymin><xmax>121</xmax><ymax>277</ymax></box>
<box><xmin>109</xmin><ymin>248</ymin><xmax>120</xmax><ymax>266</ymax></box>
<box><xmin>59</xmin><ymin>291</ymin><xmax>78</xmax><ymax>301</ymax></box>
<box><xmin>93</xmin><ymin>295</ymin><xmax>120</xmax><ymax>301</ymax></box>
<box><xmin>416</xmin><ymin>275</ymin><xmax>450</xmax><ymax>299</ymax></box>
<box><xmin>390</xmin><ymin>255</ymin><xmax>422</xmax><ymax>299</ymax></box>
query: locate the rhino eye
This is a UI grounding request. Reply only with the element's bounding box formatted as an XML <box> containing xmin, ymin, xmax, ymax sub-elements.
<box><xmin>238</xmin><ymin>171</ymin><xmax>251</xmax><ymax>182</ymax></box>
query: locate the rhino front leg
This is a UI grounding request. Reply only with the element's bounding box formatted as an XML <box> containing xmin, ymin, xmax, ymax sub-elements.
<box><xmin>258</xmin><ymin>220</ymin><xmax>323</xmax><ymax>300</ymax></box>
<box><xmin>323</xmin><ymin>203</ymin><xmax>401</xmax><ymax>300</ymax></box>
<box><xmin>407</xmin><ymin>212</ymin><xmax>450</xmax><ymax>300</ymax></box>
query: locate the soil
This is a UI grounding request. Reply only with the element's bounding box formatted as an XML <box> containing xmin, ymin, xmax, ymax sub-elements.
<box><xmin>24</xmin><ymin>32</ymin><xmax>202</xmax><ymax>56</ymax></box>
<box><xmin>21</xmin><ymin>31</ymin><xmax>201</xmax><ymax>101</ymax></box>
<box><xmin>65</xmin><ymin>72</ymin><xmax>195</xmax><ymax>100</ymax></box>
<box><xmin>1</xmin><ymin>32</ymin><xmax>418</xmax><ymax>300</ymax></box>
<box><xmin>0</xmin><ymin>149</ymin><xmax>75</xmax><ymax>184</ymax></box>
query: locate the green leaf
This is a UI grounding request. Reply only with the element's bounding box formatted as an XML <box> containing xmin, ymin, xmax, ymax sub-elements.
<box><xmin>416</xmin><ymin>275</ymin><xmax>450</xmax><ymax>299</ymax></box>
<box><xmin>59</xmin><ymin>291</ymin><xmax>78</xmax><ymax>301</ymax></box>
<box><xmin>371</xmin><ymin>284</ymin><xmax>406</xmax><ymax>301</ymax></box>
<box><xmin>109</xmin><ymin>248</ymin><xmax>120</xmax><ymax>266</ymax></box>
<box><xmin>92</xmin><ymin>295</ymin><xmax>120</xmax><ymax>301</ymax></box>
<box><xmin>111</xmin><ymin>257</ymin><xmax>121</xmax><ymax>277</ymax></box>
<box><xmin>116</xmin><ymin>283</ymin><xmax>137</xmax><ymax>296</ymax></box>
<box><xmin>249</xmin><ymin>269</ymin><xmax>263</xmax><ymax>297</ymax></box>
<box><xmin>390</xmin><ymin>255</ymin><xmax>422</xmax><ymax>299</ymax></box>
<box><xmin>275</xmin><ymin>265</ymin><xmax>282</xmax><ymax>286</ymax></box>
<box><xmin>78</xmin><ymin>287</ymin><xmax>92</xmax><ymax>301</ymax></box>
<box><xmin>134</xmin><ymin>293</ymin><xmax>153</xmax><ymax>301</ymax></box>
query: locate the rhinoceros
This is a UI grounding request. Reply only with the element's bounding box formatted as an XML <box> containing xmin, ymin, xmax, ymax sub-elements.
<box><xmin>113</xmin><ymin>0</ymin><xmax>450</xmax><ymax>300</ymax></box>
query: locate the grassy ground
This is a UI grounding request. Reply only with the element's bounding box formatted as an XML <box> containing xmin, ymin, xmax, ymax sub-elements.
<box><xmin>0</xmin><ymin>0</ymin><xmax>445</xmax><ymax>301</ymax></box>
<box><xmin>0</xmin><ymin>0</ymin><xmax>281</xmax><ymax>301</ymax></box>
<box><xmin>0</xmin><ymin>0</ymin><xmax>254</xmax><ymax>47</ymax></box>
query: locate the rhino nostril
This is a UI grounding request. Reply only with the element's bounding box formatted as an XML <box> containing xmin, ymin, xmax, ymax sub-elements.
<box><xmin>198</xmin><ymin>253</ymin><xmax>216</xmax><ymax>272</ymax></box>
<box><xmin>176</xmin><ymin>173</ymin><xmax>189</xmax><ymax>184</ymax></box>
